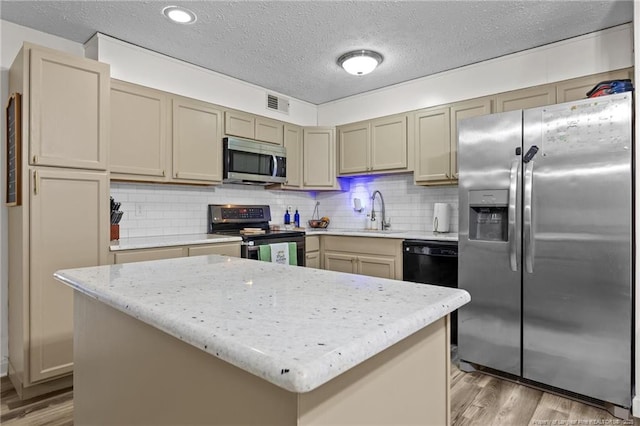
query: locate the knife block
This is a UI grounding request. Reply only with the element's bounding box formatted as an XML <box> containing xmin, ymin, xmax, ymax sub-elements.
<box><xmin>110</xmin><ymin>224</ymin><xmax>120</xmax><ymax>241</ymax></box>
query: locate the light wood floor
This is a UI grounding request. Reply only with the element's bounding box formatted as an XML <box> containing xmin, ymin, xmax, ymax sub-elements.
<box><xmin>1</xmin><ymin>370</ymin><xmax>634</xmax><ymax>425</ymax></box>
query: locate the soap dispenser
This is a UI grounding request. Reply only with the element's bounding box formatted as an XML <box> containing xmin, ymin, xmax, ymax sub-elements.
<box><xmin>284</xmin><ymin>208</ymin><xmax>291</xmax><ymax>225</ymax></box>
<box><xmin>294</xmin><ymin>209</ymin><xmax>300</xmax><ymax>228</ymax></box>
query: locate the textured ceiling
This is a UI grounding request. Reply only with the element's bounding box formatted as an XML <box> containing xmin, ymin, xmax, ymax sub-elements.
<box><xmin>0</xmin><ymin>1</ymin><xmax>633</xmax><ymax>104</ymax></box>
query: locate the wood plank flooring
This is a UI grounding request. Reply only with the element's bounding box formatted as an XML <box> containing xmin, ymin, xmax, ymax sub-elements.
<box><xmin>1</xmin><ymin>369</ymin><xmax>634</xmax><ymax>425</ymax></box>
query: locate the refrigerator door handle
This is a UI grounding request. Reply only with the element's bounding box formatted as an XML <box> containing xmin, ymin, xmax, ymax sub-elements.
<box><xmin>524</xmin><ymin>161</ymin><xmax>535</xmax><ymax>273</ymax></box>
<box><xmin>508</xmin><ymin>159</ymin><xmax>520</xmax><ymax>272</ymax></box>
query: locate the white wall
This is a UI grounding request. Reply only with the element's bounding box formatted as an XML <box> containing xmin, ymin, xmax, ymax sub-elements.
<box><xmin>86</xmin><ymin>34</ymin><xmax>318</xmax><ymax>127</ymax></box>
<box><xmin>318</xmin><ymin>24</ymin><xmax>633</xmax><ymax>125</ymax></box>
<box><xmin>0</xmin><ymin>20</ymin><xmax>85</xmax><ymax>377</ymax></box>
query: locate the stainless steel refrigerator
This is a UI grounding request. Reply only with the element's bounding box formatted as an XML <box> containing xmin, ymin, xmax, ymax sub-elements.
<box><xmin>458</xmin><ymin>92</ymin><xmax>633</xmax><ymax>410</ymax></box>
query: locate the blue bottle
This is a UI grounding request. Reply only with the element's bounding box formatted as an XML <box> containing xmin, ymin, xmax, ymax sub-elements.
<box><xmin>284</xmin><ymin>209</ymin><xmax>291</xmax><ymax>225</ymax></box>
<box><xmin>294</xmin><ymin>209</ymin><xmax>300</xmax><ymax>227</ymax></box>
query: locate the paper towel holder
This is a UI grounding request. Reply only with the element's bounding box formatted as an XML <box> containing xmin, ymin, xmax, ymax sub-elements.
<box><xmin>353</xmin><ymin>198</ymin><xmax>364</xmax><ymax>213</ymax></box>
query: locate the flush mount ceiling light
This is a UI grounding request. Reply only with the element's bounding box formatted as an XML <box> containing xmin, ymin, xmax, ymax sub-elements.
<box><xmin>162</xmin><ymin>6</ymin><xmax>197</xmax><ymax>24</ymax></box>
<box><xmin>337</xmin><ymin>50</ymin><xmax>383</xmax><ymax>76</ymax></box>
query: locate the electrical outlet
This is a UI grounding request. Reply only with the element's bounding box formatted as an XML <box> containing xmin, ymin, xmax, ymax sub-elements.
<box><xmin>287</xmin><ymin>205</ymin><xmax>292</xmax><ymax>212</ymax></box>
<box><xmin>135</xmin><ymin>203</ymin><xmax>144</xmax><ymax>217</ymax></box>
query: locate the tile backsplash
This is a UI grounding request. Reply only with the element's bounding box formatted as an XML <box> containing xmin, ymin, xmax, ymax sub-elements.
<box><xmin>111</xmin><ymin>174</ymin><xmax>458</xmax><ymax>239</ymax></box>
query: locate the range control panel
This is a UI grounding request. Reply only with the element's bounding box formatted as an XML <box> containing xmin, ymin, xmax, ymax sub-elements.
<box><xmin>209</xmin><ymin>205</ymin><xmax>272</xmax><ymax>223</ymax></box>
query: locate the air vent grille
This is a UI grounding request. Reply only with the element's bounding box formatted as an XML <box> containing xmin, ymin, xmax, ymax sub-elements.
<box><xmin>266</xmin><ymin>93</ymin><xmax>290</xmax><ymax>114</ymax></box>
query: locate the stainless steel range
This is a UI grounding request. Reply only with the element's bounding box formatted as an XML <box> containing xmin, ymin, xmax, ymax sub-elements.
<box><xmin>207</xmin><ymin>204</ymin><xmax>306</xmax><ymax>266</ymax></box>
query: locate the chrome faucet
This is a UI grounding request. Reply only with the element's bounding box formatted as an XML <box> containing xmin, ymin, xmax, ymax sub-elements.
<box><xmin>370</xmin><ymin>190</ymin><xmax>390</xmax><ymax>230</ymax></box>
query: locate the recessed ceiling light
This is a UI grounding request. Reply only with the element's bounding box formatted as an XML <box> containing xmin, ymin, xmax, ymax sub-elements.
<box><xmin>162</xmin><ymin>6</ymin><xmax>197</xmax><ymax>24</ymax></box>
<box><xmin>337</xmin><ymin>50</ymin><xmax>383</xmax><ymax>76</ymax></box>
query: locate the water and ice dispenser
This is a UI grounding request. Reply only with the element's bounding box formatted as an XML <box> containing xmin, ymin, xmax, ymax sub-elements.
<box><xmin>468</xmin><ymin>190</ymin><xmax>509</xmax><ymax>241</ymax></box>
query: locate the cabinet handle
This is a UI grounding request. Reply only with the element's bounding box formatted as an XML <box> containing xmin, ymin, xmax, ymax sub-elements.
<box><xmin>162</xmin><ymin>170</ymin><xmax>166</xmax><ymax>177</ymax></box>
<box><xmin>175</xmin><ymin>171</ymin><xmax>179</xmax><ymax>178</ymax></box>
<box><xmin>445</xmin><ymin>172</ymin><xmax>450</xmax><ymax>179</ymax></box>
<box><xmin>33</xmin><ymin>170</ymin><xmax>38</xmax><ymax>195</ymax></box>
<box><xmin>33</xmin><ymin>155</ymin><xmax>38</xmax><ymax>164</ymax></box>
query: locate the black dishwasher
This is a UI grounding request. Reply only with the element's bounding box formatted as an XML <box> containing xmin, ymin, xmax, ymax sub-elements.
<box><xmin>402</xmin><ymin>240</ymin><xmax>459</xmax><ymax>344</ymax></box>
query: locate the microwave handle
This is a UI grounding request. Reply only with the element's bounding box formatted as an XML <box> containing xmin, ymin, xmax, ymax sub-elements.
<box><xmin>271</xmin><ymin>155</ymin><xmax>277</xmax><ymax>178</ymax></box>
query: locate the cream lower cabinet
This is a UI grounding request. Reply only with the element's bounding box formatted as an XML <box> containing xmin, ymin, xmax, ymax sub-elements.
<box><xmin>322</xmin><ymin>236</ymin><xmax>402</xmax><ymax>280</ymax></box>
<box><xmin>9</xmin><ymin>168</ymin><xmax>108</xmax><ymax>398</ymax></box>
<box><xmin>305</xmin><ymin>236</ymin><xmax>321</xmax><ymax>268</ymax></box>
<box><xmin>112</xmin><ymin>242</ymin><xmax>241</xmax><ymax>264</ymax></box>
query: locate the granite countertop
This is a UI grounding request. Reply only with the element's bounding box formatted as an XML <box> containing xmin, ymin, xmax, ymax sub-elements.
<box><xmin>55</xmin><ymin>255</ymin><xmax>469</xmax><ymax>393</ymax></box>
<box><xmin>110</xmin><ymin>234</ymin><xmax>243</xmax><ymax>251</ymax></box>
<box><xmin>111</xmin><ymin>230</ymin><xmax>457</xmax><ymax>251</ymax></box>
<box><xmin>306</xmin><ymin>229</ymin><xmax>459</xmax><ymax>241</ymax></box>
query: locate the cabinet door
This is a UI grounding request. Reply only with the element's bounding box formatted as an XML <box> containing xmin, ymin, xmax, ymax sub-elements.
<box><xmin>449</xmin><ymin>98</ymin><xmax>492</xmax><ymax>180</ymax></box>
<box><xmin>30</xmin><ymin>168</ymin><xmax>108</xmax><ymax>382</ymax></box>
<box><xmin>255</xmin><ymin>117</ymin><xmax>283</xmax><ymax>145</ymax></box>
<box><xmin>556</xmin><ymin>69</ymin><xmax>631</xmax><ymax>103</ymax></box>
<box><xmin>357</xmin><ymin>255</ymin><xmax>396</xmax><ymax>279</ymax></box>
<box><xmin>283</xmin><ymin>124</ymin><xmax>303</xmax><ymax>188</ymax></box>
<box><xmin>370</xmin><ymin>114</ymin><xmax>407</xmax><ymax>172</ymax></box>
<box><xmin>323</xmin><ymin>252</ymin><xmax>357</xmax><ymax>274</ymax></box>
<box><xmin>303</xmin><ymin>128</ymin><xmax>337</xmax><ymax>188</ymax></box>
<box><xmin>338</xmin><ymin>122</ymin><xmax>369</xmax><ymax>174</ymax></box>
<box><xmin>188</xmin><ymin>244</ymin><xmax>241</xmax><ymax>257</ymax></box>
<box><xmin>224</xmin><ymin>110</ymin><xmax>254</xmax><ymax>139</ymax></box>
<box><xmin>305</xmin><ymin>251</ymin><xmax>320</xmax><ymax>269</ymax></box>
<box><xmin>172</xmin><ymin>97</ymin><xmax>222</xmax><ymax>183</ymax></box>
<box><xmin>495</xmin><ymin>84</ymin><xmax>556</xmax><ymax>112</ymax></box>
<box><xmin>110</xmin><ymin>80</ymin><xmax>167</xmax><ymax>178</ymax></box>
<box><xmin>414</xmin><ymin>107</ymin><xmax>451</xmax><ymax>183</ymax></box>
<box><xmin>114</xmin><ymin>247</ymin><xmax>185</xmax><ymax>264</ymax></box>
<box><xmin>30</xmin><ymin>47</ymin><xmax>109</xmax><ymax>170</ymax></box>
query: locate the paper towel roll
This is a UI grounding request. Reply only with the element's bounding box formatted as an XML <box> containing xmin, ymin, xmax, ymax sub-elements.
<box><xmin>433</xmin><ymin>203</ymin><xmax>451</xmax><ymax>233</ymax></box>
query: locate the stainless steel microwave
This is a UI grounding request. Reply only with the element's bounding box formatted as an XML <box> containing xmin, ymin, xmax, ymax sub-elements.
<box><xmin>223</xmin><ymin>137</ymin><xmax>287</xmax><ymax>184</ymax></box>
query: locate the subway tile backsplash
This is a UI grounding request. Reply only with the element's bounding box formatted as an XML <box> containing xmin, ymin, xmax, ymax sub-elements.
<box><xmin>111</xmin><ymin>174</ymin><xmax>458</xmax><ymax>239</ymax></box>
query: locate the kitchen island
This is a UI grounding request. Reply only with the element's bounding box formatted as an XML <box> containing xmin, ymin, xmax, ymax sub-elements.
<box><xmin>55</xmin><ymin>255</ymin><xmax>469</xmax><ymax>425</ymax></box>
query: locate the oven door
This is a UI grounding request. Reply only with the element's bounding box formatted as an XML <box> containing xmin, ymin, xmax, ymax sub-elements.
<box><xmin>243</xmin><ymin>238</ymin><xmax>305</xmax><ymax>267</ymax></box>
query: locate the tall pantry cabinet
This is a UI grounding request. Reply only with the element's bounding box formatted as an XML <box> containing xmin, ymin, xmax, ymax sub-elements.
<box><xmin>8</xmin><ymin>43</ymin><xmax>110</xmax><ymax>398</ymax></box>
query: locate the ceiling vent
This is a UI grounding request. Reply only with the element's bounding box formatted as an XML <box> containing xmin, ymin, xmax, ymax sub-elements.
<box><xmin>266</xmin><ymin>93</ymin><xmax>289</xmax><ymax>115</ymax></box>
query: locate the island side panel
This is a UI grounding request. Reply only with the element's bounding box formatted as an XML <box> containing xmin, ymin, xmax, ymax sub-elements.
<box><xmin>73</xmin><ymin>292</ymin><xmax>298</xmax><ymax>425</ymax></box>
<box><xmin>299</xmin><ymin>316</ymin><xmax>450</xmax><ymax>426</ymax></box>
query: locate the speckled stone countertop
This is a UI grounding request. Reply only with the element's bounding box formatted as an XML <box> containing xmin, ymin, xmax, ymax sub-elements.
<box><xmin>55</xmin><ymin>255</ymin><xmax>469</xmax><ymax>393</ymax></box>
<box><xmin>110</xmin><ymin>234</ymin><xmax>242</xmax><ymax>251</ymax></box>
<box><xmin>306</xmin><ymin>229</ymin><xmax>458</xmax><ymax>241</ymax></box>
<box><xmin>111</xmin><ymin>230</ymin><xmax>457</xmax><ymax>251</ymax></box>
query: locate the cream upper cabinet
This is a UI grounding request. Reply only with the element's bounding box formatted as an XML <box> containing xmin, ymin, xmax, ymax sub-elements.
<box><xmin>414</xmin><ymin>106</ymin><xmax>451</xmax><ymax>183</ymax></box>
<box><xmin>110</xmin><ymin>80</ymin><xmax>167</xmax><ymax>179</ymax></box>
<box><xmin>29</xmin><ymin>168</ymin><xmax>109</xmax><ymax>383</ymax></box>
<box><xmin>337</xmin><ymin>114</ymin><xmax>407</xmax><ymax>175</ymax></box>
<box><xmin>338</xmin><ymin>122</ymin><xmax>369</xmax><ymax>174</ymax></box>
<box><xmin>303</xmin><ymin>127</ymin><xmax>338</xmax><ymax>189</ymax></box>
<box><xmin>370</xmin><ymin>114</ymin><xmax>407</xmax><ymax>171</ymax></box>
<box><xmin>224</xmin><ymin>110</ymin><xmax>283</xmax><ymax>145</ymax></box>
<box><xmin>172</xmin><ymin>97</ymin><xmax>223</xmax><ymax>183</ymax></box>
<box><xmin>449</xmin><ymin>98</ymin><xmax>492</xmax><ymax>180</ymax></box>
<box><xmin>556</xmin><ymin>68</ymin><xmax>632</xmax><ymax>103</ymax></box>
<box><xmin>255</xmin><ymin>116</ymin><xmax>284</xmax><ymax>145</ymax></box>
<box><xmin>283</xmin><ymin>124</ymin><xmax>303</xmax><ymax>189</ymax></box>
<box><xmin>29</xmin><ymin>46</ymin><xmax>109</xmax><ymax>170</ymax></box>
<box><xmin>495</xmin><ymin>84</ymin><xmax>556</xmax><ymax>112</ymax></box>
